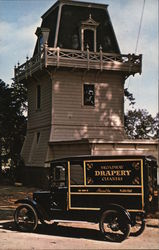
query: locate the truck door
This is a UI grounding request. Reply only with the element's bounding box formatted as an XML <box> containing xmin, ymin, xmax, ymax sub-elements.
<box><xmin>68</xmin><ymin>161</ymin><xmax>85</xmax><ymax>210</ymax></box>
<box><xmin>50</xmin><ymin>162</ymin><xmax>68</xmax><ymax>210</ymax></box>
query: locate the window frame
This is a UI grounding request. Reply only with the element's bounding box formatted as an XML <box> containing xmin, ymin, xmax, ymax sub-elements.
<box><xmin>82</xmin><ymin>83</ymin><xmax>95</xmax><ymax>107</ymax></box>
<box><xmin>80</xmin><ymin>15</ymin><xmax>99</xmax><ymax>52</ymax></box>
<box><xmin>36</xmin><ymin>85</ymin><xmax>41</xmax><ymax>110</ymax></box>
<box><xmin>50</xmin><ymin>163</ymin><xmax>67</xmax><ymax>188</ymax></box>
<box><xmin>70</xmin><ymin>161</ymin><xmax>84</xmax><ymax>186</ymax></box>
<box><xmin>36</xmin><ymin>132</ymin><xmax>40</xmax><ymax>144</ymax></box>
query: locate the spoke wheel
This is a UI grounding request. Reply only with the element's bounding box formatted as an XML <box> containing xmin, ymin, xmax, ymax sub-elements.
<box><xmin>14</xmin><ymin>204</ymin><xmax>38</xmax><ymax>232</ymax></box>
<box><xmin>130</xmin><ymin>216</ymin><xmax>145</xmax><ymax>236</ymax></box>
<box><xmin>99</xmin><ymin>210</ymin><xmax>131</xmax><ymax>242</ymax></box>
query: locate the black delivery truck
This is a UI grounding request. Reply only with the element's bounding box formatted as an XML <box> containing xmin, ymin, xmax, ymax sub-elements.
<box><xmin>14</xmin><ymin>155</ymin><xmax>158</xmax><ymax>242</ymax></box>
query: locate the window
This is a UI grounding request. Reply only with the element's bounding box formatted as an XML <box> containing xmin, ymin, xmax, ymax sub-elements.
<box><xmin>70</xmin><ymin>163</ymin><xmax>84</xmax><ymax>185</ymax></box>
<box><xmin>83</xmin><ymin>84</ymin><xmax>95</xmax><ymax>106</ymax></box>
<box><xmin>36</xmin><ymin>85</ymin><xmax>41</xmax><ymax>109</ymax></box>
<box><xmin>84</xmin><ymin>29</ymin><xmax>94</xmax><ymax>51</ymax></box>
<box><xmin>37</xmin><ymin>132</ymin><xmax>40</xmax><ymax>143</ymax></box>
<box><xmin>35</xmin><ymin>27</ymin><xmax>50</xmax><ymax>53</ymax></box>
<box><xmin>39</xmin><ymin>35</ymin><xmax>43</xmax><ymax>51</ymax></box>
<box><xmin>50</xmin><ymin>164</ymin><xmax>66</xmax><ymax>187</ymax></box>
<box><xmin>80</xmin><ymin>15</ymin><xmax>99</xmax><ymax>52</ymax></box>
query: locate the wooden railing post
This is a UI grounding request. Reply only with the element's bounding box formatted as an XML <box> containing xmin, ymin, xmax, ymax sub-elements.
<box><xmin>57</xmin><ymin>47</ymin><xmax>60</xmax><ymax>67</ymax></box>
<box><xmin>44</xmin><ymin>42</ymin><xmax>48</xmax><ymax>68</ymax></box>
<box><xmin>87</xmin><ymin>44</ymin><xmax>90</xmax><ymax>70</ymax></box>
<box><xmin>100</xmin><ymin>45</ymin><xmax>103</xmax><ymax>71</ymax></box>
<box><xmin>128</xmin><ymin>54</ymin><xmax>133</xmax><ymax>74</ymax></box>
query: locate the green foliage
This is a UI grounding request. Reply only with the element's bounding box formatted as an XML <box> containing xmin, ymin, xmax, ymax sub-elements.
<box><xmin>153</xmin><ymin>113</ymin><xmax>159</xmax><ymax>139</ymax></box>
<box><xmin>124</xmin><ymin>109</ymin><xmax>158</xmax><ymax>139</ymax></box>
<box><xmin>124</xmin><ymin>88</ymin><xmax>158</xmax><ymax>139</ymax></box>
<box><xmin>124</xmin><ymin>88</ymin><xmax>136</xmax><ymax>107</ymax></box>
<box><xmin>11</xmin><ymin>79</ymin><xmax>27</xmax><ymax>114</ymax></box>
<box><xmin>0</xmin><ymin>79</ymin><xmax>27</xmax><ymax>175</ymax></box>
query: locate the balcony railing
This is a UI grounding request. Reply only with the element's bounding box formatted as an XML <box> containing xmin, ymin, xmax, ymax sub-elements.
<box><xmin>14</xmin><ymin>44</ymin><xmax>142</xmax><ymax>82</ymax></box>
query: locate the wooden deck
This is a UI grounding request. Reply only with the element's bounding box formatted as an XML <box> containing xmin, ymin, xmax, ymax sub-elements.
<box><xmin>14</xmin><ymin>45</ymin><xmax>142</xmax><ymax>81</ymax></box>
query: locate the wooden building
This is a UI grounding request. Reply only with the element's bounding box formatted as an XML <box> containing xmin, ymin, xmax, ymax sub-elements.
<box><xmin>14</xmin><ymin>0</ymin><xmax>158</xmax><ymax>187</ymax></box>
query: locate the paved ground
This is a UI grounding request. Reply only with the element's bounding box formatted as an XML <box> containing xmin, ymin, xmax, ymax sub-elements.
<box><xmin>0</xmin><ymin>185</ymin><xmax>159</xmax><ymax>249</ymax></box>
<box><xmin>0</xmin><ymin>219</ymin><xmax>159</xmax><ymax>250</ymax></box>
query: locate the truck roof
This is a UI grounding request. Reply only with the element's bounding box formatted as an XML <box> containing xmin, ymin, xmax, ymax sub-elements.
<box><xmin>45</xmin><ymin>154</ymin><xmax>156</xmax><ymax>164</ymax></box>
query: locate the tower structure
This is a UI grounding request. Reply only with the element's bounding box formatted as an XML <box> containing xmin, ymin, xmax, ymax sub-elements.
<box><xmin>15</xmin><ymin>0</ymin><xmax>153</xmax><ymax>186</ymax></box>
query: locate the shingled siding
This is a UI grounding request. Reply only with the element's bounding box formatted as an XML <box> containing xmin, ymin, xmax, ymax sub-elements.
<box><xmin>50</xmin><ymin>70</ymin><xmax>125</xmax><ymax>142</ymax></box>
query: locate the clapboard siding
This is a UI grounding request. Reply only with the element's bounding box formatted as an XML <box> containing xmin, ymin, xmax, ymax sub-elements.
<box><xmin>92</xmin><ymin>141</ymin><xmax>159</xmax><ymax>162</ymax></box>
<box><xmin>22</xmin><ymin>69</ymin><xmax>125</xmax><ymax>166</ymax></box>
<box><xmin>50</xmin><ymin>143</ymin><xmax>90</xmax><ymax>159</ymax></box>
<box><xmin>29</xmin><ymin>128</ymin><xmax>51</xmax><ymax>166</ymax></box>
<box><xmin>22</xmin><ymin>73</ymin><xmax>52</xmax><ymax>166</ymax></box>
<box><xmin>27</xmin><ymin>75</ymin><xmax>52</xmax><ymax>129</ymax></box>
<box><xmin>21</xmin><ymin>132</ymin><xmax>34</xmax><ymax>164</ymax></box>
<box><xmin>21</xmin><ymin>128</ymin><xmax>51</xmax><ymax>166</ymax></box>
<box><xmin>52</xmin><ymin>125</ymin><xmax>124</xmax><ymax>141</ymax></box>
<box><xmin>51</xmin><ymin>70</ymin><xmax>124</xmax><ymax>141</ymax></box>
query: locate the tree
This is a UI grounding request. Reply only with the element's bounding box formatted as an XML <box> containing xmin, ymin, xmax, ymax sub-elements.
<box><xmin>124</xmin><ymin>88</ymin><xmax>158</xmax><ymax>139</ymax></box>
<box><xmin>11</xmin><ymin>78</ymin><xmax>27</xmax><ymax>114</ymax></box>
<box><xmin>153</xmin><ymin>113</ymin><xmax>159</xmax><ymax>139</ymax></box>
<box><xmin>124</xmin><ymin>109</ymin><xmax>157</xmax><ymax>139</ymax></box>
<box><xmin>124</xmin><ymin>88</ymin><xmax>136</xmax><ymax>107</ymax></box>
<box><xmin>0</xmin><ymin>79</ymin><xmax>12</xmax><ymax>174</ymax></box>
<box><xmin>0</xmin><ymin>79</ymin><xmax>27</xmax><ymax>177</ymax></box>
<box><xmin>10</xmin><ymin>78</ymin><xmax>27</xmax><ymax>167</ymax></box>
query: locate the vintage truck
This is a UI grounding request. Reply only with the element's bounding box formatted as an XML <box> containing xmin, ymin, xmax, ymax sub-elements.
<box><xmin>14</xmin><ymin>155</ymin><xmax>158</xmax><ymax>242</ymax></box>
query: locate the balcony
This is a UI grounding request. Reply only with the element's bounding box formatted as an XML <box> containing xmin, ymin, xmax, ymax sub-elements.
<box><xmin>14</xmin><ymin>44</ymin><xmax>142</xmax><ymax>82</ymax></box>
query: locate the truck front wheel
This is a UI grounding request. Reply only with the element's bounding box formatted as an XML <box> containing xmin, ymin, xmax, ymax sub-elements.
<box><xmin>14</xmin><ymin>204</ymin><xmax>38</xmax><ymax>232</ymax></box>
<box><xmin>99</xmin><ymin>210</ymin><xmax>131</xmax><ymax>242</ymax></box>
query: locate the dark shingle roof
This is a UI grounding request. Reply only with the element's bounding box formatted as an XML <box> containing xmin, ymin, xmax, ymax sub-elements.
<box><xmin>34</xmin><ymin>0</ymin><xmax>120</xmax><ymax>55</ymax></box>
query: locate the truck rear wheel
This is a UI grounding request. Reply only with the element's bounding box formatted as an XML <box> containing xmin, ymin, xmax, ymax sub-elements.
<box><xmin>130</xmin><ymin>215</ymin><xmax>145</xmax><ymax>236</ymax></box>
<box><xmin>99</xmin><ymin>210</ymin><xmax>131</xmax><ymax>242</ymax></box>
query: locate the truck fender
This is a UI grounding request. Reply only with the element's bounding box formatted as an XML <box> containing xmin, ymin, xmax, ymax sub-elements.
<box><xmin>100</xmin><ymin>203</ymin><xmax>132</xmax><ymax>225</ymax></box>
<box><xmin>15</xmin><ymin>198</ymin><xmax>49</xmax><ymax>221</ymax></box>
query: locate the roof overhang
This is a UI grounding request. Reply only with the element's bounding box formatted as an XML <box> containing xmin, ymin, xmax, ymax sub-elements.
<box><xmin>42</xmin><ymin>0</ymin><xmax>108</xmax><ymax>19</ymax></box>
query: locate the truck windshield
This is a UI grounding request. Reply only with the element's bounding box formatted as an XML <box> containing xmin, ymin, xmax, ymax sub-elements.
<box><xmin>50</xmin><ymin>164</ymin><xmax>66</xmax><ymax>187</ymax></box>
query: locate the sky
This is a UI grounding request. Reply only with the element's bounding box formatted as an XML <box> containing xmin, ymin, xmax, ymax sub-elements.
<box><xmin>0</xmin><ymin>0</ymin><xmax>158</xmax><ymax>116</ymax></box>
